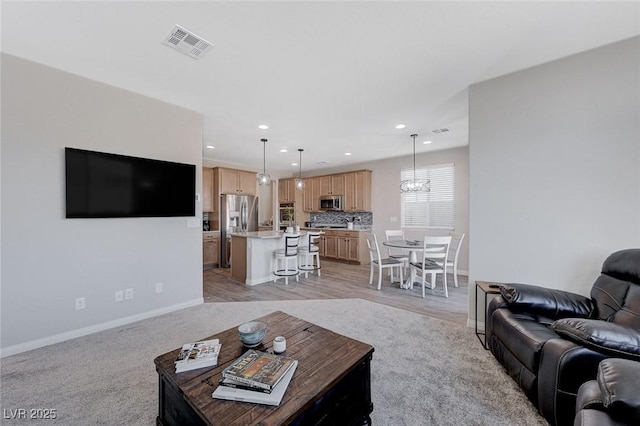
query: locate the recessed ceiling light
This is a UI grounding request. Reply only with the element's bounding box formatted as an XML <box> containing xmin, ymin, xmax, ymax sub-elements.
<box><xmin>344</xmin><ymin>152</ymin><xmax>352</xmax><ymax>156</ymax></box>
<box><xmin>395</xmin><ymin>124</ymin><xmax>406</xmax><ymax>129</ymax></box>
<box><xmin>280</xmin><ymin>149</ymin><xmax>288</xmax><ymax>153</ymax></box>
<box><xmin>258</xmin><ymin>124</ymin><xmax>269</xmax><ymax>130</ymax></box>
<box><xmin>205</xmin><ymin>145</ymin><xmax>215</xmax><ymax>149</ymax></box>
<box><xmin>291</xmin><ymin>162</ymin><xmax>298</xmax><ymax>166</ymax></box>
<box><xmin>422</xmin><ymin>140</ymin><xmax>433</xmax><ymax>145</ymax></box>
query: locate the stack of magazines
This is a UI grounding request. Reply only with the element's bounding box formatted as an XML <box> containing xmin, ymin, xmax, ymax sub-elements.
<box><xmin>212</xmin><ymin>349</ymin><xmax>297</xmax><ymax>405</ymax></box>
<box><xmin>174</xmin><ymin>339</ymin><xmax>221</xmax><ymax>373</ymax></box>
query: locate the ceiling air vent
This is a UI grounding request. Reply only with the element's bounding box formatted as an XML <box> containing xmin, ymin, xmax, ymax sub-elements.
<box><xmin>431</xmin><ymin>128</ymin><xmax>450</xmax><ymax>135</ymax></box>
<box><xmin>162</xmin><ymin>25</ymin><xmax>213</xmax><ymax>59</ymax></box>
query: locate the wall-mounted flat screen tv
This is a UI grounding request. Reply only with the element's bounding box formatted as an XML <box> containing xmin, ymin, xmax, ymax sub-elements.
<box><xmin>65</xmin><ymin>147</ymin><xmax>196</xmax><ymax>218</ymax></box>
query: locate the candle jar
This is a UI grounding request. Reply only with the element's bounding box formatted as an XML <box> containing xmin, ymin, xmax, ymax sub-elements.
<box><xmin>273</xmin><ymin>336</ymin><xmax>286</xmax><ymax>354</ymax></box>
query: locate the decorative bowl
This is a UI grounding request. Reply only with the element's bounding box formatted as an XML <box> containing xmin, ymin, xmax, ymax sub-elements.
<box><xmin>238</xmin><ymin>321</ymin><xmax>267</xmax><ymax>347</ymax></box>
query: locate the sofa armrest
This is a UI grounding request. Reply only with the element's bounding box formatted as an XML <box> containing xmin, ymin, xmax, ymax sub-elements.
<box><xmin>538</xmin><ymin>338</ymin><xmax>607</xmax><ymax>426</ymax></box>
<box><xmin>552</xmin><ymin>319</ymin><xmax>640</xmax><ymax>360</ymax></box>
<box><xmin>573</xmin><ymin>410</ymin><xmax>628</xmax><ymax>426</ymax></box>
<box><xmin>598</xmin><ymin>358</ymin><xmax>640</xmax><ymax>423</ymax></box>
<box><xmin>500</xmin><ymin>283</ymin><xmax>594</xmax><ymax>319</ymax></box>
<box><xmin>576</xmin><ymin>380</ymin><xmax>604</xmax><ymax>412</ymax></box>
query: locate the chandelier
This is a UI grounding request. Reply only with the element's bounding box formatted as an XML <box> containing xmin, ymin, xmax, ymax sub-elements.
<box><xmin>295</xmin><ymin>148</ymin><xmax>305</xmax><ymax>190</ymax></box>
<box><xmin>400</xmin><ymin>134</ymin><xmax>430</xmax><ymax>193</ymax></box>
<box><xmin>257</xmin><ymin>138</ymin><xmax>271</xmax><ymax>186</ymax></box>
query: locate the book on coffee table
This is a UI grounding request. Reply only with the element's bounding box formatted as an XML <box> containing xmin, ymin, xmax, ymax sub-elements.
<box><xmin>219</xmin><ymin>377</ymin><xmax>272</xmax><ymax>394</ymax></box>
<box><xmin>221</xmin><ymin>349</ymin><xmax>296</xmax><ymax>391</ymax></box>
<box><xmin>174</xmin><ymin>339</ymin><xmax>221</xmax><ymax>373</ymax></box>
<box><xmin>213</xmin><ymin>360</ymin><xmax>298</xmax><ymax>405</ymax></box>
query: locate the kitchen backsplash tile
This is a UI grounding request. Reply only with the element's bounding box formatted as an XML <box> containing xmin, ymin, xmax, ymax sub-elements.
<box><xmin>309</xmin><ymin>211</ymin><xmax>372</xmax><ymax>226</ymax></box>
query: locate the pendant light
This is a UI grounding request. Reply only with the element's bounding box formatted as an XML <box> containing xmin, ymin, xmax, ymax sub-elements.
<box><xmin>400</xmin><ymin>134</ymin><xmax>430</xmax><ymax>193</ymax></box>
<box><xmin>295</xmin><ymin>148</ymin><xmax>305</xmax><ymax>190</ymax></box>
<box><xmin>257</xmin><ymin>138</ymin><xmax>271</xmax><ymax>186</ymax></box>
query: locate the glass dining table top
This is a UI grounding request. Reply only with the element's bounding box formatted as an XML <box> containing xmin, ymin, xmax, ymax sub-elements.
<box><xmin>382</xmin><ymin>239</ymin><xmax>422</xmax><ymax>248</ymax></box>
<box><xmin>382</xmin><ymin>239</ymin><xmax>444</xmax><ymax>289</ymax></box>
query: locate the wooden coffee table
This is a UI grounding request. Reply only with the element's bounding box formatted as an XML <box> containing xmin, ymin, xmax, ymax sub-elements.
<box><xmin>154</xmin><ymin>311</ymin><xmax>374</xmax><ymax>425</ymax></box>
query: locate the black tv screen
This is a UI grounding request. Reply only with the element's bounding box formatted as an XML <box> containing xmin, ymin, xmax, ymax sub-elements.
<box><xmin>65</xmin><ymin>148</ymin><xmax>196</xmax><ymax>218</ymax></box>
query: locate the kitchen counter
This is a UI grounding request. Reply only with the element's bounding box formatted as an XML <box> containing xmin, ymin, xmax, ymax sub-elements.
<box><xmin>230</xmin><ymin>230</ymin><xmax>287</xmax><ymax>239</ymax></box>
<box><xmin>302</xmin><ymin>226</ymin><xmax>371</xmax><ymax>232</ymax></box>
<box><xmin>230</xmin><ymin>231</ymin><xmax>310</xmax><ymax>285</ymax></box>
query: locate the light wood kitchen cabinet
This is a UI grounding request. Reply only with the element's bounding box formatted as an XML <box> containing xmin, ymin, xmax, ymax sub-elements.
<box><xmin>343</xmin><ymin>170</ymin><xmax>372</xmax><ymax>212</ymax></box>
<box><xmin>203</xmin><ymin>234</ymin><xmax>219</xmax><ymax>267</ymax></box>
<box><xmin>317</xmin><ymin>232</ymin><xmax>327</xmax><ymax>256</ymax></box>
<box><xmin>336</xmin><ymin>231</ymin><xmax>361</xmax><ymax>262</ymax></box>
<box><xmin>303</xmin><ymin>177</ymin><xmax>319</xmax><ymax>212</ymax></box>
<box><xmin>318</xmin><ymin>230</ymin><xmax>368</xmax><ymax>264</ymax></box>
<box><xmin>319</xmin><ymin>174</ymin><xmax>344</xmax><ymax>196</ymax></box>
<box><xmin>219</xmin><ymin>168</ymin><xmax>256</xmax><ymax>196</ymax></box>
<box><xmin>321</xmin><ymin>231</ymin><xmax>338</xmax><ymax>258</ymax></box>
<box><xmin>202</xmin><ymin>168</ymin><xmax>214</xmax><ymax>212</ymax></box>
<box><xmin>278</xmin><ymin>178</ymin><xmax>297</xmax><ymax>203</ymax></box>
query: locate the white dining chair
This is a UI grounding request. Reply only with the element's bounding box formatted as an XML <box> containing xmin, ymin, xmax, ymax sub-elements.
<box><xmin>365</xmin><ymin>233</ymin><xmax>404</xmax><ymax>290</ymax></box>
<box><xmin>410</xmin><ymin>236</ymin><xmax>452</xmax><ymax>297</ymax></box>
<box><xmin>446</xmin><ymin>232</ymin><xmax>465</xmax><ymax>288</ymax></box>
<box><xmin>384</xmin><ymin>229</ymin><xmax>409</xmax><ymax>282</ymax></box>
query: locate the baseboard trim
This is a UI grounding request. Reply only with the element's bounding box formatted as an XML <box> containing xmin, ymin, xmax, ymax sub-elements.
<box><xmin>1</xmin><ymin>298</ymin><xmax>204</xmax><ymax>358</ymax></box>
<box><xmin>467</xmin><ymin>319</ymin><xmax>485</xmax><ymax>330</ymax></box>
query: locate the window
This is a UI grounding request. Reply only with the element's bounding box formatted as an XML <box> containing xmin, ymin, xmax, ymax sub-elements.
<box><xmin>401</xmin><ymin>163</ymin><xmax>454</xmax><ymax>229</ymax></box>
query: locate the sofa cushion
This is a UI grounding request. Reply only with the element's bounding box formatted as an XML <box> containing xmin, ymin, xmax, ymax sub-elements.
<box><xmin>491</xmin><ymin>308</ymin><xmax>559</xmax><ymax>371</ymax></box>
<box><xmin>601</xmin><ymin>249</ymin><xmax>640</xmax><ymax>284</ymax></box>
<box><xmin>500</xmin><ymin>283</ymin><xmax>593</xmax><ymax>319</ymax></box>
<box><xmin>591</xmin><ymin>249</ymin><xmax>640</xmax><ymax>328</ymax></box>
<box><xmin>552</xmin><ymin>319</ymin><xmax>640</xmax><ymax>361</ymax></box>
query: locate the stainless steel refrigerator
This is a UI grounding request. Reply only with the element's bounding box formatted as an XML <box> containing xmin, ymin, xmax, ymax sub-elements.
<box><xmin>220</xmin><ymin>194</ymin><xmax>258</xmax><ymax>268</ymax></box>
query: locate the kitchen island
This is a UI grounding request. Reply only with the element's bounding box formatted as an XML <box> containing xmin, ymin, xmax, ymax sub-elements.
<box><xmin>301</xmin><ymin>226</ymin><xmax>371</xmax><ymax>265</ymax></box>
<box><xmin>230</xmin><ymin>231</ymin><xmax>309</xmax><ymax>285</ymax></box>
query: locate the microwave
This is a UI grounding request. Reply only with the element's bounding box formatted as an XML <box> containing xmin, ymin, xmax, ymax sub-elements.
<box><xmin>319</xmin><ymin>195</ymin><xmax>343</xmax><ymax>212</ymax></box>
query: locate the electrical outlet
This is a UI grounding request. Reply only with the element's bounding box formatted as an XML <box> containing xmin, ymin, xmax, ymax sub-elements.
<box><xmin>155</xmin><ymin>282</ymin><xmax>163</xmax><ymax>294</ymax></box>
<box><xmin>115</xmin><ymin>290</ymin><xmax>124</xmax><ymax>302</ymax></box>
<box><xmin>75</xmin><ymin>297</ymin><xmax>86</xmax><ymax>310</ymax></box>
<box><xmin>125</xmin><ymin>288</ymin><xmax>134</xmax><ymax>300</ymax></box>
<box><xmin>187</xmin><ymin>218</ymin><xmax>199</xmax><ymax>228</ymax></box>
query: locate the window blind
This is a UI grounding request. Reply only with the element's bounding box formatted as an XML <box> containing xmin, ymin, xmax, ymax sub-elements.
<box><xmin>401</xmin><ymin>163</ymin><xmax>454</xmax><ymax>229</ymax></box>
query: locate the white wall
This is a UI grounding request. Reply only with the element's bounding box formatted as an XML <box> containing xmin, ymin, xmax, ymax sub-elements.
<box><xmin>468</xmin><ymin>37</ymin><xmax>640</xmax><ymax>323</ymax></box>
<box><xmin>1</xmin><ymin>54</ymin><xmax>204</xmax><ymax>355</ymax></box>
<box><xmin>258</xmin><ymin>183</ymin><xmax>274</xmax><ymax>225</ymax></box>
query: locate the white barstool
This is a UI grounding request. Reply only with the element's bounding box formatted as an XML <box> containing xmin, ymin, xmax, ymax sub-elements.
<box><xmin>273</xmin><ymin>235</ymin><xmax>300</xmax><ymax>285</ymax></box>
<box><xmin>298</xmin><ymin>232</ymin><xmax>322</xmax><ymax>278</ymax></box>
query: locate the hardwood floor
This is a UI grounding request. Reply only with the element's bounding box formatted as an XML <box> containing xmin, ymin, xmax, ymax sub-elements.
<box><xmin>203</xmin><ymin>259</ymin><xmax>469</xmax><ymax>326</ymax></box>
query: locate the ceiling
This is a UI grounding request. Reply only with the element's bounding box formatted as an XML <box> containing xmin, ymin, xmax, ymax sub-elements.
<box><xmin>2</xmin><ymin>1</ymin><xmax>639</xmax><ymax>177</ymax></box>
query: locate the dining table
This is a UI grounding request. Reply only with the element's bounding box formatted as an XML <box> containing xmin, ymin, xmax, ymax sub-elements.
<box><xmin>382</xmin><ymin>239</ymin><xmax>443</xmax><ymax>290</ymax></box>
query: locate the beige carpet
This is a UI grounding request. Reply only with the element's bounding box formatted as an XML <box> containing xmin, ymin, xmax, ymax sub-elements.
<box><xmin>0</xmin><ymin>299</ymin><xmax>547</xmax><ymax>425</ymax></box>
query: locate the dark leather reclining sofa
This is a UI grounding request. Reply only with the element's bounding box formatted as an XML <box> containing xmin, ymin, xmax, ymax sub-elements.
<box><xmin>486</xmin><ymin>249</ymin><xmax>640</xmax><ymax>426</ymax></box>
